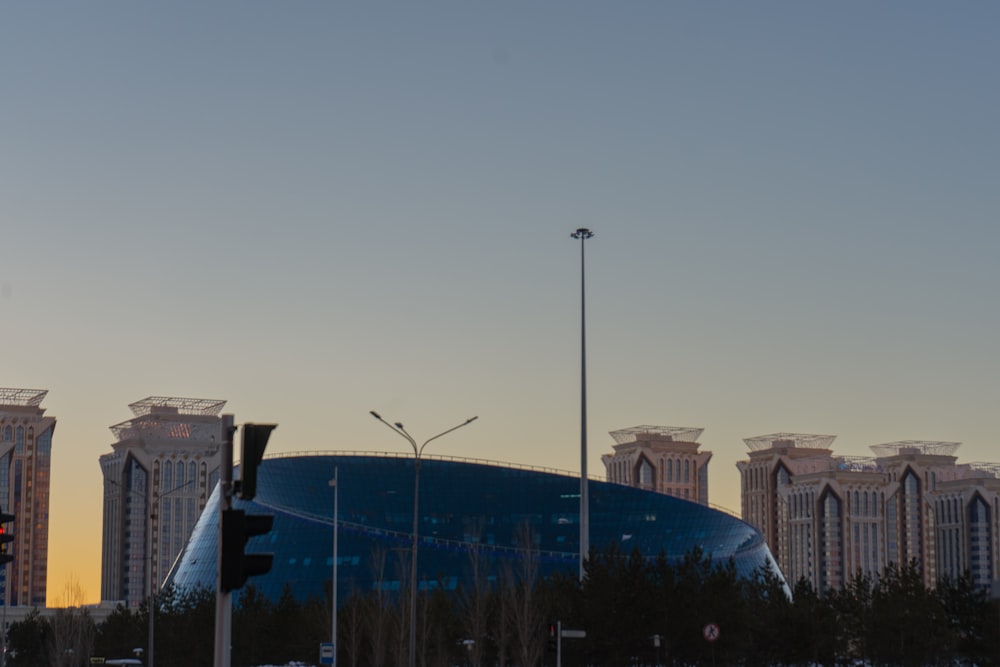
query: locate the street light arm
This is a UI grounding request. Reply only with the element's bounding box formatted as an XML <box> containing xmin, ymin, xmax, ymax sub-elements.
<box><xmin>156</xmin><ymin>478</ymin><xmax>196</xmax><ymax>501</ymax></box>
<box><xmin>417</xmin><ymin>416</ymin><xmax>479</xmax><ymax>457</ymax></box>
<box><xmin>370</xmin><ymin>410</ymin><xmax>418</xmax><ymax>451</ymax></box>
<box><xmin>368</xmin><ymin>410</ymin><xmax>478</xmax><ymax>667</ymax></box>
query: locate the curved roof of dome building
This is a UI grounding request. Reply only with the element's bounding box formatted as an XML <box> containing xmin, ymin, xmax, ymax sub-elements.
<box><xmin>166</xmin><ymin>453</ymin><xmax>783</xmax><ymax>601</ymax></box>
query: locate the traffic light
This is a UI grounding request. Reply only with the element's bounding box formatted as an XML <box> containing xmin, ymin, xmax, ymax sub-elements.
<box><xmin>220</xmin><ymin>508</ymin><xmax>274</xmax><ymax>592</ymax></box>
<box><xmin>238</xmin><ymin>423</ymin><xmax>276</xmax><ymax>500</ymax></box>
<box><xmin>0</xmin><ymin>509</ymin><xmax>13</xmax><ymax>565</ymax></box>
<box><xmin>546</xmin><ymin>622</ymin><xmax>558</xmax><ymax>654</ymax></box>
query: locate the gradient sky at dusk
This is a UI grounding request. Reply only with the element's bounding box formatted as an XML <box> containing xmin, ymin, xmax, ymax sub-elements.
<box><xmin>3</xmin><ymin>2</ymin><xmax>998</xmax><ymax>606</ymax></box>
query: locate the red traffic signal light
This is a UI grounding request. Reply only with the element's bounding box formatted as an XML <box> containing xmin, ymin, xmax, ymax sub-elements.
<box><xmin>0</xmin><ymin>509</ymin><xmax>14</xmax><ymax>566</ymax></box>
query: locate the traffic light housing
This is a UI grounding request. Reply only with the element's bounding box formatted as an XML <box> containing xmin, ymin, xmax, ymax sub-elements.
<box><xmin>238</xmin><ymin>423</ymin><xmax>276</xmax><ymax>501</ymax></box>
<box><xmin>220</xmin><ymin>508</ymin><xmax>274</xmax><ymax>592</ymax></box>
<box><xmin>546</xmin><ymin>622</ymin><xmax>558</xmax><ymax>654</ymax></box>
<box><xmin>0</xmin><ymin>509</ymin><xmax>12</xmax><ymax>565</ymax></box>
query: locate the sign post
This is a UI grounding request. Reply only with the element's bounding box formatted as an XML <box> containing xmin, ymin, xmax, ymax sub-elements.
<box><xmin>556</xmin><ymin>626</ymin><xmax>586</xmax><ymax>667</ymax></box>
<box><xmin>702</xmin><ymin>623</ymin><xmax>719</xmax><ymax>667</ymax></box>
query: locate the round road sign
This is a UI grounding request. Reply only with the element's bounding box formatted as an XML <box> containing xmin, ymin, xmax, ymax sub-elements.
<box><xmin>702</xmin><ymin>623</ymin><xmax>720</xmax><ymax>642</ymax></box>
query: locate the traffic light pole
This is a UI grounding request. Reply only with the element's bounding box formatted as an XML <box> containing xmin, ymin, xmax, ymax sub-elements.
<box><xmin>214</xmin><ymin>415</ymin><xmax>235</xmax><ymax>667</ymax></box>
<box><xmin>556</xmin><ymin>621</ymin><xmax>562</xmax><ymax>667</ymax></box>
<box><xmin>1</xmin><ymin>505</ymin><xmax>14</xmax><ymax>664</ymax></box>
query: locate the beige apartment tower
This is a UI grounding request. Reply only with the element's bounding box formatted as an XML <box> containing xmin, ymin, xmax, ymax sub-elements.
<box><xmin>602</xmin><ymin>425</ymin><xmax>712</xmax><ymax>505</ymax></box>
<box><xmin>738</xmin><ymin>433</ymin><xmax>1000</xmax><ymax>592</ymax></box>
<box><xmin>99</xmin><ymin>396</ymin><xmax>225</xmax><ymax>607</ymax></box>
<box><xmin>0</xmin><ymin>388</ymin><xmax>54</xmax><ymax>608</ymax></box>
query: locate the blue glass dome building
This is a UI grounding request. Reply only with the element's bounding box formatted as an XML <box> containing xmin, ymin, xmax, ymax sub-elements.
<box><xmin>166</xmin><ymin>453</ymin><xmax>783</xmax><ymax>601</ymax></box>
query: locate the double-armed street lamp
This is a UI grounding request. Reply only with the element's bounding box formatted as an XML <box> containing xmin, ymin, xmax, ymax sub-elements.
<box><xmin>369</xmin><ymin>410</ymin><xmax>478</xmax><ymax>667</ymax></box>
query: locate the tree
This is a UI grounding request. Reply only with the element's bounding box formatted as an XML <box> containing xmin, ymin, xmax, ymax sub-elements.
<box><xmin>456</xmin><ymin>541</ymin><xmax>492</xmax><ymax>667</ymax></box>
<box><xmin>786</xmin><ymin>577</ymin><xmax>840</xmax><ymax>666</ymax></box>
<box><xmin>154</xmin><ymin>584</ymin><xmax>215</xmax><ymax>667</ymax></box>
<box><xmin>8</xmin><ymin>610</ymin><xmax>51</xmax><ymax>667</ymax></box>
<box><xmin>866</xmin><ymin>561</ymin><xmax>948</xmax><ymax>667</ymax></box>
<box><xmin>502</xmin><ymin>522</ymin><xmax>545</xmax><ymax>667</ymax></box>
<box><xmin>93</xmin><ymin>604</ymin><xmax>143</xmax><ymax>662</ymax></box>
<box><xmin>47</xmin><ymin>608</ymin><xmax>96</xmax><ymax>667</ymax></box>
<box><xmin>366</xmin><ymin>546</ymin><xmax>395</xmax><ymax>667</ymax></box>
<box><xmin>830</xmin><ymin>569</ymin><xmax>873</xmax><ymax>663</ymax></box>
<box><xmin>339</xmin><ymin>592</ymin><xmax>367</xmax><ymax>667</ymax></box>
<box><xmin>54</xmin><ymin>575</ymin><xmax>87</xmax><ymax>609</ymax></box>
<box><xmin>579</xmin><ymin>543</ymin><xmax>657</xmax><ymax>666</ymax></box>
<box><xmin>937</xmin><ymin>573</ymin><xmax>993</xmax><ymax>666</ymax></box>
<box><xmin>232</xmin><ymin>584</ymin><xmax>275</xmax><ymax>667</ymax></box>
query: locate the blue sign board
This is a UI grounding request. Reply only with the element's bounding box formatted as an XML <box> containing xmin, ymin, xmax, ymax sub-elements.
<box><xmin>320</xmin><ymin>643</ymin><xmax>335</xmax><ymax>666</ymax></box>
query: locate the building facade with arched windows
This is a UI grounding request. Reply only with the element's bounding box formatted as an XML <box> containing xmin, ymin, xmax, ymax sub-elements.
<box><xmin>601</xmin><ymin>426</ymin><xmax>712</xmax><ymax>505</ymax></box>
<box><xmin>0</xmin><ymin>388</ymin><xmax>54</xmax><ymax>608</ymax></box>
<box><xmin>738</xmin><ymin>433</ymin><xmax>1000</xmax><ymax>592</ymax></box>
<box><xmin>99</xmin><ymin>396</ymin><xmax>225</xmax><ymax>607</ymax></box>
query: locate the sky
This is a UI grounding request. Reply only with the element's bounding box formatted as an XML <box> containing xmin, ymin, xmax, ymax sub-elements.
<box><xmin>2</xmin><ymin>2</ymin><xmax>998</xmax><ymax>607</ymax></box>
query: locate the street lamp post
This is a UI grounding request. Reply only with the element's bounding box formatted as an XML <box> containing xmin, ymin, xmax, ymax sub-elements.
<box><xmin>147</xmin><ymin>479</ymin><xmax>194</xmax><ymax>667</ymax></box>
<box><xmin>330</xmin><ymin>467</ymin><xmax>339</xmax><ymax>667</ymax></box>
<box><xmin>571</xmin><ymin>227</ymin><xmax>594</xmax><ymax>581</ymax></box>
<box><xmin>369</xmin><ymin>411</ymin><xmax>478</xmax><ymax>667</ymax></box>
<box><xmin>105</xmin><ymin>475</ymin><xmax>193</xmax><ymax>667</ymax></box>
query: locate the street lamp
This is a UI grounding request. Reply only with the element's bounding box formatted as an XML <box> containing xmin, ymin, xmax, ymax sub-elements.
<box><xmin>108</xmin><ymin>477</ymin><xmax>195</xmax><ymax>667</ymax></box>
<box><xmin>369</xmin><ymin>410</ymin><xmax>478</xmax><ymax>667</ymax></box>
<box><xmin>108</xmin><ymin>475</ymin><xmax>194</xmax><ymax>667</ymax></box>
<box><xmin>330</xmin><ymin>467</ymin><xmax>338</xmax><ymax>667</ymax></box>
<box><xmin>148</xmin><ymin>479</ymin><xmax>195</xmax><ymax>667</ymax></box>
<box><xmin>571</xmin><ymin>227</ymin><xmax>594</xmax><ymax>581</ymax></box>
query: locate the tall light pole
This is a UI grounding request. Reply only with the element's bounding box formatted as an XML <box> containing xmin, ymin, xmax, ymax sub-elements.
<box><xmin>571</xmin><ymin>227</ymin><xmax>594</xmax><ymax>581</ymax></box>
<box><xmin>369</xmin><ymin>411</ymin><xmax>478</xmax><ymax>667</ymax></box>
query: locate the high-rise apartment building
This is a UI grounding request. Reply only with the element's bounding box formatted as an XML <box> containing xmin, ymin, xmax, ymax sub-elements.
<box><xmin>99</xmin><ymin>396</ymin><xmax>224</xmax><ymax>606</ymax></box>
<box><xmin>602</xmin><ymin>425</ymin><xmax>711</xmax><ymax>505</ymax></box>
<box><xmin>738</xmin><ymin>433</ymin><xmax>1000</xmax><ymax>592</ymax></box>
<box><xmin>0</xmin><ymin>388</ymin><xmax>54</xmax><ymax>607</ymax></box>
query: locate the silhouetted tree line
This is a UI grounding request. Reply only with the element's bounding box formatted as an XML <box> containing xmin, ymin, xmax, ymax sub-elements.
<box><xmin>8</xmin><ymin>546</ymin><xmax>1000</xmax><ymax>667</ymax></box>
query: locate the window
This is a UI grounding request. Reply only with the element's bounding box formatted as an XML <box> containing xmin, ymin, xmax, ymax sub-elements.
<box><xmin>638</xmin><ymin>459</ymin><xmax>654</xmax><ymax>488</ymax></box>
<box><xmin>969</xmin><ymin>496</ymin><xmax>992</xmax><ymax>587</ymax></box>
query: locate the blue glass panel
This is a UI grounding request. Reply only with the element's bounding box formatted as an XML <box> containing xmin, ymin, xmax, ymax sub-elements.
<box><xmin>166</xmin><ymin>454</ymin><xmax>785</xmax><ymax>603</ymax></box>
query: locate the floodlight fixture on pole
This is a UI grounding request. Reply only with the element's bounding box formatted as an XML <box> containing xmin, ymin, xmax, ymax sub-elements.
<box><xmin>369</xmin><ymin>410</ymin><xmax>478</xmax><ymax>667</ymax></box>
<box><xmin>570</xmin><ymin>227</ymin><xmax>594</xmax><ymax>581</ymax></box>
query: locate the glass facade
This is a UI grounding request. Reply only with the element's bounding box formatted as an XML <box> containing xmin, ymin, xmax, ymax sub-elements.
<box><xmin>818</xmin><ymin>489</ymin><xmax>842</xmax><ymax>591</ymax></box>
<box><xmin>166</xmin><ymin>454</ymin><xmax>784</xmax><ymax>602</ymax></box>
<box><xmin>901</xmin><ymin>469</ymin><xmax>922</xmax><ymax>566</ymax></box>
<box><xmin>968</xmin><ymin>495</ymin><xmax>992</xmax><ymax>587</ymax></box>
